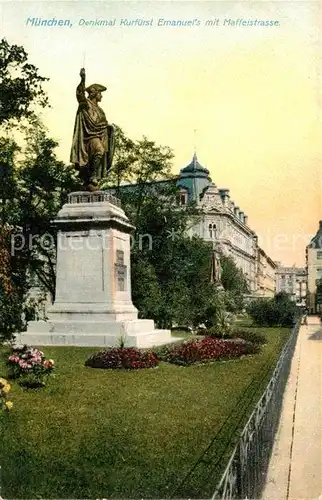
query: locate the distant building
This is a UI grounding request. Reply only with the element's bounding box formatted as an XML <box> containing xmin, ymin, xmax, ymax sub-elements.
<box><xmin>255</xmin><ymin>248</ymin><xmax>277</xmax><ymax>297</ymax></box>
<box><xmin>275</xmin><ymin>263</ymin><xmax>307</xmax><ymax>307</ymax></box>
<box><xmin>306</xmin><ymin>221</ymin><xmax>322</xmax><ymax>314</ymax></box>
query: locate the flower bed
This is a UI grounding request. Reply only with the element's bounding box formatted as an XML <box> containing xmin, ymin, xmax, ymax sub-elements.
<box><xmin>85</xmin><ymin>347</ymin><xmax>159</xmax><ymax>370</ymax></box>
<box><xmin>7</xmin><ymin>345</ymin><xmax>55</xmax><ymax>387</ymax></box>
<box><xmin>155</xmin><ymin>337</ymin><xmax>260</xmax><ymax>366</ymax></box>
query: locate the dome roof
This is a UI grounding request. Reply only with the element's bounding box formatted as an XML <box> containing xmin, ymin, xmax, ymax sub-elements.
<box><xmin>180</xmin><ymin>153</ymin><xmax>210</xmax><ymax>176</ymax></box>
<box><xmin>177</xmin><ymin>153</ymin><xmax>212</xmax><ymax>202</ymax></box>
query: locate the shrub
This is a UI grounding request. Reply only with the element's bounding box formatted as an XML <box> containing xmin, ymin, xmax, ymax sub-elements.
<box><xmin>7</xmin><ymin>345</ymin><xmax>55</xmax><ymax>388</ymax></box>
<box><xmin>85</xmin><ymin>347</ymin><xmax>159</xmax><ymax>370</ymax></box>
<box><xmin>247</xmin><ymin>293</ymin><xmax>298</xmax><ymax>327</ymax></box>
<box><xmin>0</xmin><ymin>288</ymin><xmax>25</xmax><ymax>343</ymax></box>
<box><xmin>0</xmin><ymin>377</ymin><xmax>13</xmax><ymax>412</ymax></box>
<box><xmin>233</xmin><ymin>329</ymin><xmax>266</xmax><ymax>345</ymax></box>
<box><xmin>200</xmin><ymin>326</ymin><xmax>235</xmax><ymax>339</ymax></box>
<box><xmin>155</xmin><ymin>337</ymin><xmax>260</xmax><ymax>366</ymax></box>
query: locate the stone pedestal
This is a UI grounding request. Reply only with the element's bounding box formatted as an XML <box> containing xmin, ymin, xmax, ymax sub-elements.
<box><xmin>16</xmin><ymin>192</ymin><xmax>172</xmax><ymax>348</ymax></box>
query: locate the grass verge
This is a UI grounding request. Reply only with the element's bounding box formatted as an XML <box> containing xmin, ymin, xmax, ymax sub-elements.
<box><xmin>0</xmin><ymin>327</ymin><xmax>290</xmax><ymax>499</ymax></box>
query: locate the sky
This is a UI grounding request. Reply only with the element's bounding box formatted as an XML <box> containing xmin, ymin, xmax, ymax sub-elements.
<box><xmin>1</xmin><ymin>0</ymin><xmax>321</xmax><ymax>266</ymax></box>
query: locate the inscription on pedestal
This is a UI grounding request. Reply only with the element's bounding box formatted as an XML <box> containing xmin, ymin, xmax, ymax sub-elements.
<box><xmin>115</xmin><ymin>250</ymin><xmax>127</xmax><ymax>291</ymax></box>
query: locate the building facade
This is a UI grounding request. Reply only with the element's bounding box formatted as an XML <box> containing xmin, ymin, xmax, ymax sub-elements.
<box><xmin>306</xmin><ymin>221</ymin><xmax>322</xmax><ymax>313</ymax></box>
<box><xmin>275</xmin><ymin>264</ymin><xmax>307</xmax><ymax>307</ymax></box>
<box><xmin>255</xmin><ymin>248</ymin><xmax>277</xmax><ymax>297</ymax></box>
<box><xmin>115</xmin><ymin>153</ymin><xmax>276</xmax><ymax>295</ymax></box>
<box><xmin>177</xmin><ymin>154</ymin><xmax>262</xmax><ymax>292</ymax></box>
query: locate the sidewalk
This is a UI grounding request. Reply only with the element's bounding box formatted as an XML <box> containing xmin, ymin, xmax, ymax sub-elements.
<box><xmin>262</xmin><ymin>316</ymin><xmax>322</xmax><ymax>500</ymax></box>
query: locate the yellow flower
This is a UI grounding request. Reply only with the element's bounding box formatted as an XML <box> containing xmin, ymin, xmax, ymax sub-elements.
<box><xmin>0</xmin><ymin>379</ymin><xmax>10</xmax><ymax>394</ymax></box>
<box><xmin>5</xmin><ymin>401</ymin><xmax>13</xmax><ymax>410</ymax></box>
<box><xmin>2</xmin><ymin>383</ymin><xmax>10</xmax><ymax>394</ymax></box>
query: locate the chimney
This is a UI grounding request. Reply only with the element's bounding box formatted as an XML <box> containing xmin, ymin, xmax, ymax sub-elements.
<box><xmin>244</xmin><ymin>214</ymin><xmax>248</xmax><ymax>225</ymax></box>
<box><xmin>219</xmin><ymin>188</ymin><xmax>230</xmax><ymax>199</ymax></box>
<box><xmin>239</xmin><ymin>211</ymin><xmax>245</xmax><ymax>223</ymax></box>
<box><xmin>234</xmin><ymin>206</ymin><xmax>240</xmax><ymax>218</ymax></box>
<box><xmin>219</xmin><ymin>189</ymin><xmax>230</xmax><ymax>206</ymax></box>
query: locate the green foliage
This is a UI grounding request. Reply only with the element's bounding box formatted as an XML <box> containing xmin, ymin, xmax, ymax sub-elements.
<box><xmin>15</xmin><ymin>119</ymin><xmax>79</xmax><ymax>297</ymax></box>
<box><xmin>221</xmin><ymin>255</ymin><xmax>249</xmax><ymax>294</ymax></box>
<box><xmin>131</xmin><ymin>254</ymin><xmax>162</xmax><ymax>321</ymax></box>
<box><xmin>247</xmin><ymin>292</ymin><xmax>298</xmax><ymax>327</ymax></box>
<box><xmin>233</xmin><ymin>329</ymin><xmax>267</xmax><ymax>345</ymax></box>
<box><xmin>211</xmin><ymin>308</ymin><xmax>236</xmax><ymax>336</ymax></box>
<box><xmin>218</xmin><ymin>255</ymin><xmax>250</xmax><ymax>314</ymax></box>
<box><xmin>0</xmin><ymin>120</ymin><xmax>79</xmax><ymax>308</ymax></box>
<box><xmin>0</xmin><ymin>227</ymin><xmax>26</xmax><ymax>342</ymax></box>
<box><xmin>0</xmin><ymin>39</ymin><xmax>79</xmax><ymax>325</ymax></box>
<box><xmin>102</xmin><ymin>125</ymin><xmax>174</xmax><ymax>191</ymax></box>
<box><xmin>0</xmin><ymin>38</ymin><xmax>49</xmax><ymax>125</ymax></box>
<box><xmin>0</xmin><ymin>288</ymin><xmax>25</xmax><ymax>343</ymax></box>
<box><xmin>126</xmin><ymin>185</ymin><xmax>218</xmax><ymax>328</ymax></box>
<box><xmin>0</xmin><ymin>40</ymin><xmax>78</xmax><ymax>337</ymax></box>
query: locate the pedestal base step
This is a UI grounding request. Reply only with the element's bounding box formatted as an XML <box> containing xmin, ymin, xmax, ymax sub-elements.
<box><xmin>15</xmin><ymin>320</ymin><xmax>174</xmax><ymax>348</ymax></box>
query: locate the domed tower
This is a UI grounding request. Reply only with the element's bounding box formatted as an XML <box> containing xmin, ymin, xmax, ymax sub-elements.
<box><xmin>176</xmin><ymin>153</ymin><xmax>212</xmax><ymax>204</ymax></box>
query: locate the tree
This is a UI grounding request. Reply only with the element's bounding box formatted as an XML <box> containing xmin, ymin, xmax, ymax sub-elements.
<box><xmin>219</xmin><ymin>254</ymin><xmax>249</xmax><ymax>312</ymax></box>
<box><xmin>0</xmin><ymin>226</ymin><xmax>25</xmax><ymax>341</ymax></box>
<box><xmin>131</xmin><ymin>254</ymin><xmax>162</xmax><ymax>320</ymax></box>
<box><xmin>103</xmin><ymin>125</ymin><xmax>175</xmax><ymax>189</ymax></box>
<box><xmin>124</xmin><ymin>183</ymin><xmax>218</xmax><ymax>329</ymax></box>
<box><xmin>0</xmin><ymin>38</ymin><xmax>60</xmax><ymax>306</ymax></box>
<box><xmin>220</xmin><ymin>255</ymin><xmax>249</xmax><ymax>294</ymax></box>
<box><xmin>15</xmin><ymin>120</ymin><xmax>78</xmax><ymax>298</ymax></box>
<box><xmin>0</xmin><ymin>136</ymin><xmax>20</xmax><ymax>225</ymax></box>
<box><xmin>0</xmin><ymin>38</ymin><xmax>49</xmax><ymax>126</ymax></box>
<box><xmin>0</xmin><ymin>120</ymin><xmax>79</xmax><ymax>304</ymax></box>
<box><xmin>102</xmin><ymin>126</ymin><xmax>175</xmax><ymax>223</ymax></box>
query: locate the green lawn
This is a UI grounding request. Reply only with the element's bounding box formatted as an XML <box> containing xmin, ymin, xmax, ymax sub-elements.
<box><xmin>0</xmin><ymin>327</ymin><xmax>290</xmax><ymax>499</ymax></box>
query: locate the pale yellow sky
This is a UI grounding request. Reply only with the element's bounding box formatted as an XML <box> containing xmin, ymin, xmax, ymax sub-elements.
<box><xmin>1</xmin><ymin>0</ymin><xmax>321</xmax><ymax>266</ymax></box>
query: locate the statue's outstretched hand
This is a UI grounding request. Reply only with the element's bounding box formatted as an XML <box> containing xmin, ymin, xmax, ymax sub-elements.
<box><xmin>80</xmin><ymin>68</ymin><xmax>86</xmax><ymax>80</ymax></box>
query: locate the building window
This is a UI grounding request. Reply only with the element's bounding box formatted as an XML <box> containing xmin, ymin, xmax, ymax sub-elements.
<box><xmin>177</xmin><ymin>190</ymin><xmax>188</xmax><ymax>206</ymax></box>
<box><xmin>209</xmin><ymin>223</ymin><xmax>217</xmax><ymax>239</ymax></box>
<box><xmin>180</xmin><ymin>193</ymin><xmax>186</xmax><ymax>205</ymax></box>
<box><xmin>317</xmin><ymin>251</ymin><xmax>322</xmax><ymax>259</ymax></box>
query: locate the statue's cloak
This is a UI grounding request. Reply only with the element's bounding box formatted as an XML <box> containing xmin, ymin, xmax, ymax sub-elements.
<box><xmin>70</xmin><ymin>99</ymin><xmax>115</xmax><ymax>177</ymax></box>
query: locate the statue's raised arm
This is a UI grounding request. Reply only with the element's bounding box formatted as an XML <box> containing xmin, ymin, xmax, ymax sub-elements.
<box><xmin>76</xmin><ymin>68</ymin><xmax>87</xmax><ymax>105</ymax></box>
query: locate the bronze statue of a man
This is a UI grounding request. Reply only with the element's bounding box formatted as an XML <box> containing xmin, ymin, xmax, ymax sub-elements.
<box><xmin>70</xmin><ymin>68</ymin><xmax>115</xmax><ymax>191</ymax></box>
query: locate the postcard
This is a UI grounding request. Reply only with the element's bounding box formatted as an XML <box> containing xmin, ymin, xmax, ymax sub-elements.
<box><xmin>0</xmin><ymin>1</ymin><xmax>321</xmax><ymax>499</ymax></box>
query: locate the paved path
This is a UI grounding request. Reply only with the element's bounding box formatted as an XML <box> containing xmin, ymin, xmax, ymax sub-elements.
<box><xmin>262</xmin><ymin>316</ymin><xmax>322</xmax><ymax>500</ymax></box>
